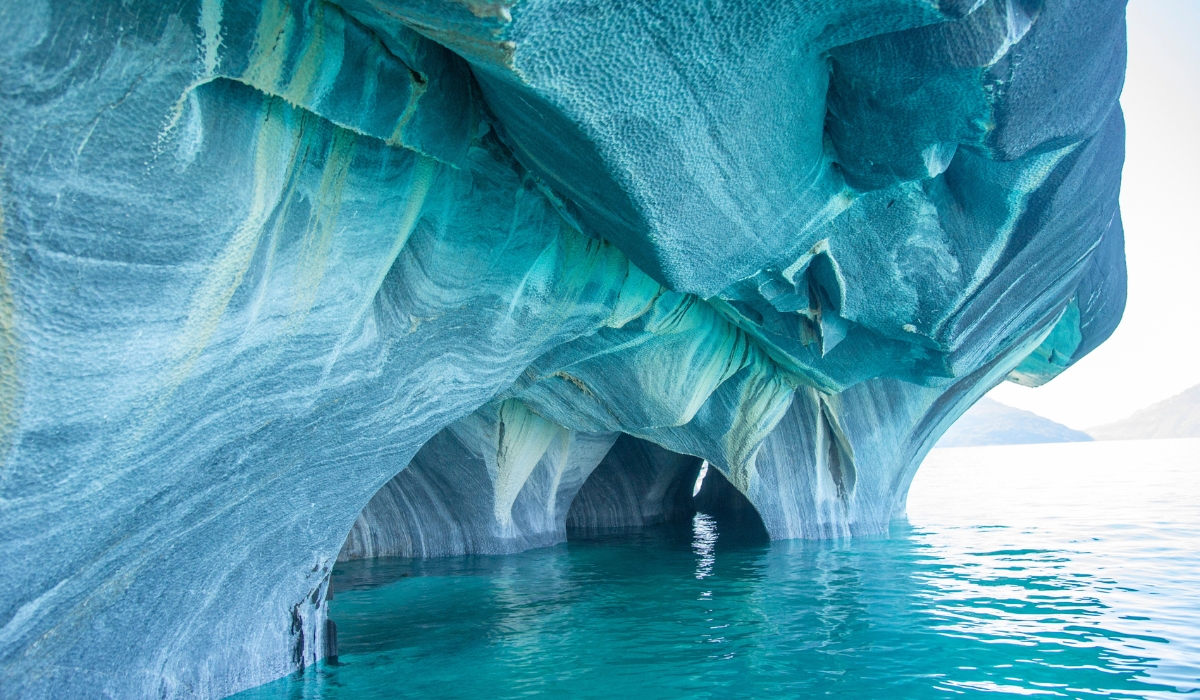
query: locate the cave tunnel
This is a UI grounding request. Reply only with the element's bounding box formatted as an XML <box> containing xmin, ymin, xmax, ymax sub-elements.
<box><xmin>328</xmin><ymin>426</ymin><xmax>769</xmax><ymax>659</ymax></box>
<box><xmin>338</xmin><ymin>429</ymin><xmax>769</xmax><ymax>566</ymax></box>
<box><xmin>565</xmin><ymin>434</ymin><xmax>770</xmax><ymax>544</ymax></box>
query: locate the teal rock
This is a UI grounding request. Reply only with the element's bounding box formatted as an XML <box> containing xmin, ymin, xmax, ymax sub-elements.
<box><xmin>0</xmin><ymin>0</ymin><xmax>1127</xmax><ymax>697</ymax></box>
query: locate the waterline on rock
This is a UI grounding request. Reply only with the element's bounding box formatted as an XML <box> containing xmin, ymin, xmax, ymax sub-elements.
<box><xmin>235</xmin><ymin>440</ymin><xmax>1200</xmax><ymax>700</ymax></box>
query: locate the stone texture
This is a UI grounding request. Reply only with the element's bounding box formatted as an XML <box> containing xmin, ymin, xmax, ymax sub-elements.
<box><xmin>339</xmin><ymin>402</ymin><xmax>618</xmax><ymax>559</ymax></box>
<box><xmin>0</xmin><ymin>0</ymin><xmax>1127</xmax><ymax>697</ymax></box>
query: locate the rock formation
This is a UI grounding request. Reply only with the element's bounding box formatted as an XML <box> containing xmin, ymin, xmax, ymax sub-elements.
<box><xmin>0</xmin><ymin>0</ymin><xmax>1127</xmax><ymax>697</ymax></box>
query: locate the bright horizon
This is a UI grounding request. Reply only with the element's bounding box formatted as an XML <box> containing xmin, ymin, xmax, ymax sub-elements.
<box><xmin>986</xmin><ymin>0</ymin><xmax>1200</xmax><ymax>431</ymax></box>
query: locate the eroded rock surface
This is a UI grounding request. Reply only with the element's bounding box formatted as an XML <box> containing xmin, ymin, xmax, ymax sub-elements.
<box><xmin>0</xmin><ymin>0</ymin><xmax>1127</xmax><ymax>697</ymax></box>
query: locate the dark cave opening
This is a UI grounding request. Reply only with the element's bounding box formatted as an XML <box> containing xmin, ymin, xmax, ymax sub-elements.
<box><xmin>335</xmin><ymin>425</ymin><xmax>769</xmax><ymax>567</ymax></box>
<box><xmin>690</xmin><ymin>460</ymin><xmax>770</xmax><ymax>542</ymax></box>
<box><xmin>327</xmin><ymin>432</ymin><xmax>771</xmax><ymax>669</ymax></box>
<box><xmin>565</xmin><ymin>434</ymin><xmax>769</xmax><ymax>543</ymax></box>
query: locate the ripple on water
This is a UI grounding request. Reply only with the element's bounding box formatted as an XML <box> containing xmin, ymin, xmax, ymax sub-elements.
<box><xmin>235</xmin><ymin>439</ymin><xmax>1200</xmax><ymax>699</ymax></box>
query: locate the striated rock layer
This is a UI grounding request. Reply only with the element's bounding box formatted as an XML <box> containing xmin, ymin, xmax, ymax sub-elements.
<box><xmin>0</xmin><ymin>0</ymin><xmax>1127</xmax><ymax>697</ymax></box>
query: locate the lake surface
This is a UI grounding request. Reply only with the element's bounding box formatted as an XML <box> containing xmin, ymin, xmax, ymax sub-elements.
<box><xmin>236</xmin><ymin>439</ymin><xmax>1200</xmax><ymax>699</ymax></box>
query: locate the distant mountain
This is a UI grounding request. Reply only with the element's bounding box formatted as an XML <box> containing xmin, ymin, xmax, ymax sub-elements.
<box><xmin>937</xmin><ymin>397</ymin><xmax>1093</xmax><ymax>448</ymax></box>
<box><xmin>1087</xmin><ymin>384</ymin><xmax>1200</xmax><ymax>441</ymax></box>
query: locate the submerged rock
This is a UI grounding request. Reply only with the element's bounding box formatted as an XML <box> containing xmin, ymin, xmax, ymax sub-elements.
<box><xmin>0</xmin><ymin>0</ymin><xmax>1126</xmax><ymax>697</ymax></box>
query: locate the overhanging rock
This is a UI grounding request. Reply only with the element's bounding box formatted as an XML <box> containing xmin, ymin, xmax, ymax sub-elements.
<box><xmin>0</xmin><ymin>0</ymin><xmax>1127</xmax><ymax>697</ymax></box>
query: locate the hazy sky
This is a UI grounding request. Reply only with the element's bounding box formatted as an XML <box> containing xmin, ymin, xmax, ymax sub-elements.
<box><xmin>988</xmin><ymin>0</ymin><xmax>1200</xmax><ymax>430</ymax></box>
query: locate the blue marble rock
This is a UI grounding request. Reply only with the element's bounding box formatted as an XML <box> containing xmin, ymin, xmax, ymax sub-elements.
<box><xmin>0</xmin><ymin>0</ymin><xmax>1127</xmax><ymax>697</ymax></box>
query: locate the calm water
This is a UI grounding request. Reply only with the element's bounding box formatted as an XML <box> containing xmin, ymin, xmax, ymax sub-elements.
<box><xmin>237</xmin><ymin>439</ymin><xmax>1200</xmax><ymax>699</ymax></box>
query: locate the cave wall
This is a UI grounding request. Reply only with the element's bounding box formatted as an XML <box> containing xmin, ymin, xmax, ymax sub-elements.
<box><xmin>339</xmin><ymin>401</ymin><xmax>618</xmax><ymax>559</ymax></box>
<box><xmin>0</xmin><ymin>0</ymin><xmax>1127</xmax><ymax>697</ymax></box>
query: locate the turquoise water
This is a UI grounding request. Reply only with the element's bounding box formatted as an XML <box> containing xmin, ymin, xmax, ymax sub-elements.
<box><xmin>238</xmin><ymin>439</ymin><xmax>1200</xmax><ymax>699</ymax></box>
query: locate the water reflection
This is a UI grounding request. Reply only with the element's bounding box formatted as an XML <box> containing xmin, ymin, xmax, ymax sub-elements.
<box><xmin>691</xmin><ymin>513</ymin><xmax>717</xmax><ymax>580</ymax></box>
<box><xmin>237</xmin><ymin>439</ymin><xmax>1200</xmax><ymax>700</ymax></box>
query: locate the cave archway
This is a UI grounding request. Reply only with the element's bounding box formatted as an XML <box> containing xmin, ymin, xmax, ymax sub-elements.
<box><xmin>565</xmin><ymin>434</ymin><xmax>769</xmax><ymax>542</ymax></box>
<box><xmin>565</xmin><ymin>434</ymin><xmax>702</xmax><ymax>531</ymax></box>
<box><xmin>337</xmin><ymin>424</ymin><xmax>770</xmax><ymax>564</ymax></box>
<box><xmin>690</xmin><ymin>462</ymin><xmax>771</xmax><ymax>541</ymax></box>
<box><xmin>336</xmin><ymin>411</ymin><xmax>621</xmax><ymax>561</ymax></box>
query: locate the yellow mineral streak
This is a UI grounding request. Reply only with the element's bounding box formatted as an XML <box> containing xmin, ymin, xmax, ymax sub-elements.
<box><xmin>282</xmin><ymin>1</ymin><xmax>345</xmax><ymax>109</ymax></box>
<box><xmin>492</xmin><ymin>400</ymin><xmax>564</xmax><ymax>528</ymax></box>
<box><xmin>639</xmin><ymin>296</ymin><xmax>752</xmax><ymax>427</ymax></box>
<box><xmin>287</xmin><ymin>125</ymin><xmax>357</xmax><ymax>325</ymax></box>
<box><xmin>387</xmin><ymin>73</ymin><xmax>427</xmax><ymax>150</ymax></box>
<box><xmin>721</xmin><ymin>361</ymin><xmax>796</xmax><ymax>494</ymax></box>
<box><xmin>242</xmin><ymin>0</ymin><xmax>293</xmax><ymax>93</ymax></box>
<box><xmin>373</xmin><ymin>154</ymin><xmax>436</xmax><ymax>299</ymax></box>
<box><xmin>607</xmin><ymin>262</ymin><xmax>663</xmax><ymax>329</ymax></box>
<box><xmin>705</xmin><ymin>296</ymin><xmax>841</xmax><ymax>393</ymax></box>
<box><xmin>321</xmin><ymin>153</ymin><xmax>435</xmax><ymax>375</ymax></box>
<box><xmin>549</xmin><ymin>371</ymin><xmax>592</xmax><ymax>397</ymax></box>
<box><xmin>238</xmin><ymin>0</ymin><xmax>428</xmax><ymax>161</ymax></box>
<box><xmin>160</xmin><ymin>95</ymin><xmax>300</xmax><ymax>400</ymax></box>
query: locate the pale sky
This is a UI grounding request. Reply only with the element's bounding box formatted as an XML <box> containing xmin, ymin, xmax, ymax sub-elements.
<box><xmin>987</xmin><ymin>0</ymin><xmax>1200</xmax><ymax>430</ymax></box>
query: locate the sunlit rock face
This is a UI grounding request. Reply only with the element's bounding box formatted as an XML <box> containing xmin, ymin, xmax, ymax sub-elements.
<box><xmin>0</xmin><ymin>0</ymin><xmax>1127</xmax><ymax>697</ymax></box>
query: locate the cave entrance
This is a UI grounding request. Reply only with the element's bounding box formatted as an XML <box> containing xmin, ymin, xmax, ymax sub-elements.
<box><xmin>335</xmin><ymin>428</ymin><xmax>768</xmax><ymax>568</ymax></box>
<box><xmin>565</xmin><ymin>434</ymin><xmax>768</xmax><ymax>544</ymax></box>
<box><xmin>691</xmin><ymin>461</ymin><xmax>770</xmax><ymax>542</ymax></box>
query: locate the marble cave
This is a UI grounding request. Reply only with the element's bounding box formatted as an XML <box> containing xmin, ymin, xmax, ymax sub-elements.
<box><xmin>0</xmin><ymin>0</ymin><xmax>1128</xmax><ymax>697</ymax></box>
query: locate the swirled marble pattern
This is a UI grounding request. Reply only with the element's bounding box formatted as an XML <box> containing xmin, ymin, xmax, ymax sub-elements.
<box><xmin>0</xmin><ymin>0</ymin><xmax>1126</xmax><ymax>697</ymax></box>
